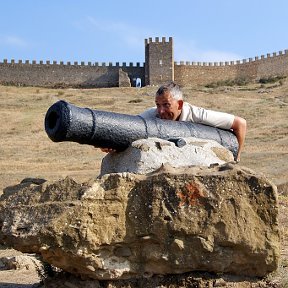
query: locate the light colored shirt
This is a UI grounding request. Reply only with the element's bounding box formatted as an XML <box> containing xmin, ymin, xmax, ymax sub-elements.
<box><xmin>139</xmin><ymin>102</ymin><xmax>235</xmax><ymax>130</ymax></box>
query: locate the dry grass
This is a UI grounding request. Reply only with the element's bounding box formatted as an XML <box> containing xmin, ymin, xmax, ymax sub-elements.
<box><xmin>0</xmin><ymin>82</ymin><xmax>287</xmax><ymax>190</ymax></box>
<box><xmin>0</xmin><ymin>86</ymin><xmax>156</xmax><ymax>191</ymax></box>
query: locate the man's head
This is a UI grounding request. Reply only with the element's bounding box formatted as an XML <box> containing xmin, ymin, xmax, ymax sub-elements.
<box><xmin>155</xmin><ymin>82</ymin><xmax>183</xmax><ymax>120</ymax></box>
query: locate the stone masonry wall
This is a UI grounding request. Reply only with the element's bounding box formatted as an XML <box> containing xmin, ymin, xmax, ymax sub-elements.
<box><xmin>0</xmin><ymin>61</ymin><xmax>145</xmax><ymax>88</ymax></box>
<box><xmin>145</xmin><ymin>37</ymin><xmax>174</xmax><ymax>86</ymax></box>
<box><xmin>174</xmin><ymin>51</ymin><xmax>288</xmax><ymax>86</ymax></box>
<box><xmin>0</xmin><ymin>38</ymin><xmax>288</xmax><ymax>88</ymax></box>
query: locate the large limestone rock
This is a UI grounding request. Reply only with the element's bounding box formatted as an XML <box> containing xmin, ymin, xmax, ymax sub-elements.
<box><xmin>0</xmin><ymin>164</ymin><xmax>280</xmax><ymax>280</ymax></box>
<box><xmin>100</xmin><ymin>137</ymin><xmax>234</xmax><ymax>176</ymax></box>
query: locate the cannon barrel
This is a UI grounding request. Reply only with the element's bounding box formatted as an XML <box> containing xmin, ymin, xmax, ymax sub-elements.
<box><xmin>44</xmin><ymin>100</ymin><xmax>239</xmax><ymax>159</ymax></box>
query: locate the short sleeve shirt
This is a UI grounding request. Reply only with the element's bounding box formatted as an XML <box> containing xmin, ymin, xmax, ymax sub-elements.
<box><xmin>139</xmin><ymin>102</ymin><xmax>234</xmax><ymax>130</ymax></box>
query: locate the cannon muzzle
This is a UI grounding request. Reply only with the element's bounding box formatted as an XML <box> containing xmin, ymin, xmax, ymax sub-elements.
<box><xmin>45</xmin><ymin>100</ymin><xmax>239</xmax><ymax>159</ymax></box>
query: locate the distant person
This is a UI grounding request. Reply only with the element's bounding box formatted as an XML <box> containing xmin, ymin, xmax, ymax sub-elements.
<box><xmin>102</xmin><ymin>81</ymin><xmax>247</xmax><ymax>162</ymax></box>
<box><xmin>136</xmin><ymin>78</ymin><xmax>141</xmax><ymax>88</ymax></box>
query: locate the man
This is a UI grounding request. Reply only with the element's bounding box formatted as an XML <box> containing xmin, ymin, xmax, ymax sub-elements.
<box><xmin>139</xmin><ymin>82</ymin><xmax>246</xmax><ymax>162</ymax></box>
<box><xmin>102</xmin><ymin>82</ymin><xmax>247</xmax><ymax>162</ymax></box>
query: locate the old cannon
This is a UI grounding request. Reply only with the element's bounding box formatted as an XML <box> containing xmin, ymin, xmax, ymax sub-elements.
<box><xmin>44</xmin><ymin>100</ymin><xmax>238</xmax><ymax>159</ymax></box>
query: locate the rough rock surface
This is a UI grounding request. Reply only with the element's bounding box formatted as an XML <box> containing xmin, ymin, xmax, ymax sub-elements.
<box><xmin>118</xmin><ymin>68</ymin><xmax>131</xmax><ymax>87</ymax></box>
<box><xmin>0</xmin><ymin>254</ymin><xmax>42</xmax><ymax>271</ymax></box>
<box><xmin>100</xmin><ymin>137</ymin><xmax>234</xmax><ymax>176</ymax></box>
<box><xmin>0</xmin><ymin>164</ymin><xmax>280</xmax><ymax>281</ymax></box>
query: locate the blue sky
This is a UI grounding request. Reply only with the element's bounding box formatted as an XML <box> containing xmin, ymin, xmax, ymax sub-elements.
<box><xmin>0</xmin><ymin>0</ymin><xmax>287</xmax><ymax>64</ymax></box>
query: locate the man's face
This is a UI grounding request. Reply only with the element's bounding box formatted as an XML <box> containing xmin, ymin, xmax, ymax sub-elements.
<box><xmin>155</xmin><ymin>92</ymin><xmax>183</xmax><ymax>121</ymax></box>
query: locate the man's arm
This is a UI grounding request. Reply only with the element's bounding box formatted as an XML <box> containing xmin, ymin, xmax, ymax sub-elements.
<box><xmin>231</xmin><ymin>116</ymin><xmax>247</xmax><ymax>162</ymax></box>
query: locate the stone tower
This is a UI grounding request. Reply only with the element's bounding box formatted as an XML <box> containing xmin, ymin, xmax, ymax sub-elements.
<box><xmin>145</xmin><ymin>37</ymin><xmax>174</xmax><ymax>86</ymax></box>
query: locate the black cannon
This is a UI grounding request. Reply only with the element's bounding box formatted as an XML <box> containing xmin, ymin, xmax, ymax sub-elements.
<box><xmin>44</xmin><ymin>100</ymin><xmax>238</xmax><ymax>159</ymax></box>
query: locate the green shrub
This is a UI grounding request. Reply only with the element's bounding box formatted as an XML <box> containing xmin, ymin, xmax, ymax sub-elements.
<box><xmin>128</xmin><ymin>99</ymin><xmax>143</xmax><ymax>103</ymax></box>
<box><xmin>205</xmin><ymin>77</ymin><xmax>251</xmax><ymax>88</ymax></box>
<box><xmin>258</xmin><ymin>75</ymin><xmax>286</xmax><ymax>84</ymax></box>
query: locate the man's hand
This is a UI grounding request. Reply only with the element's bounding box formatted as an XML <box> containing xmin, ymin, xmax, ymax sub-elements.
<box><xmin>231</xmin><ymin>116</ymin><xmax>247</xmax><ymax>162</ymax></box>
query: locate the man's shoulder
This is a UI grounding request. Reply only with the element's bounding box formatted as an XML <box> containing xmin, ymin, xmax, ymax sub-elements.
<box><xmin>179</xmin><ymin>102</ymin><xmax>196</xmax><ymax>121</ymax></box>
<box><xmin>183</xmin><ymin>101</ymin><xmax>196</xmax><ymax>110</ymax></box>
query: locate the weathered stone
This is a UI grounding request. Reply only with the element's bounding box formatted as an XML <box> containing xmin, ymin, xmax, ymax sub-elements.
<box><xmin>118</xmin><ymin>69</ymin><xmax>131</xmax><ymax>87</ymax></box>
<box><xmin>100</xmin><ymin>137</ymin><xmax>234</xmax><ymax>176</ymax></box>
<box><xmin>0</xmin><ymin>164</ymin><xmax>279</xmax><ymax>280</ymax></box>
<box><xmin>0</xmin><ymin>254</ymin><xmax>42</xmax><ymax>271</ymax></box>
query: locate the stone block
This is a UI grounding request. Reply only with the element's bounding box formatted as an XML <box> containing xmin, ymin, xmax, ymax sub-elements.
<box><xmin>100</xmin><ymin>137</ymin><xmax>234</xmax><ymax>176</ymax></box>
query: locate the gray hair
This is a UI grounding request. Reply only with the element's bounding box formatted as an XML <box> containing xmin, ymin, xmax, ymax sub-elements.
<box><xmin>156</xmin><ymin>82</ymin><xmax>183</xmax><ymax>100</ymax></box>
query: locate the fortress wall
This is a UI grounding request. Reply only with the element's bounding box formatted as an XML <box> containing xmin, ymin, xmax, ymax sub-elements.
<box><xmin>256</xmin><ymin>51</ymin><xmax>288</xmax><ymax>78</ymax></box>
<box><xmin>174</xmin><ymin>62</ymin><xmax>258</xmax><ymax>86</ymax></box>
<box><xmin>174</xmin><ymin>50</ymin><xmax>288</xmax><ymax>86</ymax></box>
<box><xmin>175</xmin><ymin>64</ymin><xmax>238</xmax><ymax>86</ymax></box>
<box><xmin>0</xmin><ymin>37</ymin><xmax>287</xmax><ymax>88</ymax></box>
<box><xmin>121</xmin><ymin>65</ymin><xmax>145</xmax><ymax>87</ymax></box>
<box><xmin>0</xmin><ymin>61</ymin><xmax>145</xmax><ymax>88</ymax></box>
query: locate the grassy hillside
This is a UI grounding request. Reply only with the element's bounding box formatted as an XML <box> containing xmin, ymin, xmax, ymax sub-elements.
<box><xmin>0</xmin><ymin>81</ymin><xmax>287</xmax><ymax>192</ymax></box>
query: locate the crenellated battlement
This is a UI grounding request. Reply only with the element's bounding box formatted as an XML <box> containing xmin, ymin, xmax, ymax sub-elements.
<box><xmin>0</xmin><ymin>59</ymin><xmax>144</xmax><ymax>68</ymax></box>
<box><xmin>0</xmin><ymin>37</ymin><xmax>287</xmax><ymax>87</ymax></box>
<box><xmin>145</xmin><ymin>36</ymin><xmax>173</xmax><ymax>45</ymax></box>
<box><xmin>175</xmin><ymin>49</ymin><xmax>288</xmax><ymax>66</ymax></box>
